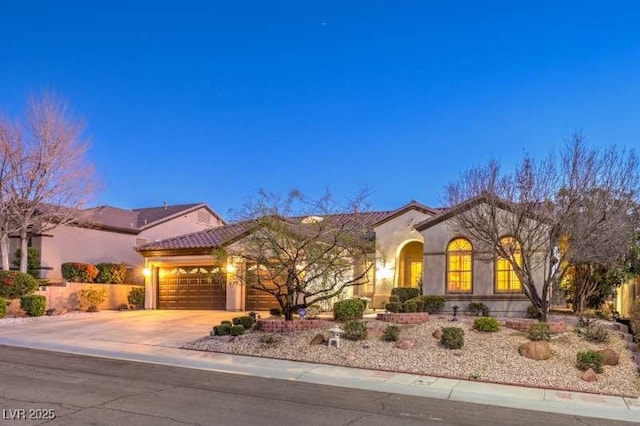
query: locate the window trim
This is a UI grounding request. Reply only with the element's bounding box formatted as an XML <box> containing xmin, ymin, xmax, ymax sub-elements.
<box><xmin>445</xmin><ymin>237</ymin><xmax>473</xmax><ymax>294</ymax></box>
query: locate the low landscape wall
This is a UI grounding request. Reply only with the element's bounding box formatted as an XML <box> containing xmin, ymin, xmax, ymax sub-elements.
<box><xmin>6</xmin><ymin>282</ymin><xmax>144</xmax><ymax>314</ymax></box>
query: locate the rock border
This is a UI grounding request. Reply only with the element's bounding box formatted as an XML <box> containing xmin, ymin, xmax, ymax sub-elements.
<box><xmin>257</xmin><ymin>318</ymin><xmax>329</xmax><ymax>332</ymax></box>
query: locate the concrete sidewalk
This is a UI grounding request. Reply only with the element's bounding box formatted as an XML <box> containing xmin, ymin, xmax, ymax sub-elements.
<box><xmin>0</xmin><ymin>331</ymin><xmax>638</xmax><ymax>423</ymax></box>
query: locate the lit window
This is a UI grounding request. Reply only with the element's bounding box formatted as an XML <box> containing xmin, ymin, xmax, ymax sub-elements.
<box><xmin>495</xmin><ymin>237</ymin><xmax>522</xmax><ymax>293</ymax></box>
<box><xmin>447</xmin><ymin>238</ymin><xmax>472</xmax><ymax>293</ymax></box>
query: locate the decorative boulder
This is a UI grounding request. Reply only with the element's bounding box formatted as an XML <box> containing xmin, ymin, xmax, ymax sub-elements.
<box><xmin>518</xmin><ymin>341</ymin><xmax>551</xmax><ymax>360</ymax></box>
<box><xmin>310</xmin><ymin>334</ymin><xmax>327</xmax><ymax>345</ymax></box>
<box><xmin>432</xmin><ymin>329</ymin><xmax>443</xmax><ymax>339</ymax></box>
<box><xmin>396</xmin><ymin>339</ymin><xmax>415</xmax><ymax>350</ymax></box>
<box><xmin>597</xmin><ymin>349</ymin><xmax>619</xmax><ymax>366</ymax></box>
<box><xmin>581</xmin><ymin>368</ymin><xmax>597</xmax><ymax>382</ymax></box>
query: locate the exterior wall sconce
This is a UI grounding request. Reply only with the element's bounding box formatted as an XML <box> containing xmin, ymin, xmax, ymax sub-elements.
<box><xmin>143</xmin><ymin>268</ymin><xmax>151</xmax><ymax>277</ymax></box>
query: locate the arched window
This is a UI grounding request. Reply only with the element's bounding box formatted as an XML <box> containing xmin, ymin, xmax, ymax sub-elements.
<box><xmin>447</xmin><ymin>238</ymin><xmax>472</xmax><ymax>293</ymax></box>
<box><xmin>495</xmin><ymin>237</ymin><xmax>522</xmax><ymax>293</ymax></box>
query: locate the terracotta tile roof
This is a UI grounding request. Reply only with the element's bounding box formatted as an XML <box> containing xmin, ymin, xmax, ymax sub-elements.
<box><xmin>136</xmin><ymin>221</ymin><xmax>253</xmax><ymax>251</ymax></box>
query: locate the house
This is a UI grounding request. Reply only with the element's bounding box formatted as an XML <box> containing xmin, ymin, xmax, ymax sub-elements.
<box><xmin>9</xmin><ymin>203</ymin><xmax>224</xmax><ymax>282</ymax></box>
<box><xmin>136</xmin><ymin>197</ymin><xmax>545</xmax><ymax>316</ymax></box>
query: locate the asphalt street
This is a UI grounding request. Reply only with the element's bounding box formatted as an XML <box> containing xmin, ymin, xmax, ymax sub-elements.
<box><xmin>0</xmin><ymin>346</ymin><xmax>634</xmax><ymax>426</ymax></box>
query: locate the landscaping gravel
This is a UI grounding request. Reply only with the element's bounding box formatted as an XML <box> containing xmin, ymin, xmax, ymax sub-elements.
<box><xmin>0</xmin><ymin>311</ymin><xmax>109</xmax><ymax>326</ymax></box>
<box><xmin>184</xmin><ymin>317</ymin><xmax>640</xmax><ymax>398</ymax></box>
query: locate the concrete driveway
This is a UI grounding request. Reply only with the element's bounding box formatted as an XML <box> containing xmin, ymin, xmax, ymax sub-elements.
<box><xmin>0</xmin><ymin>310</ymin><xmax>248</xmax><ymax>349</ymax></box>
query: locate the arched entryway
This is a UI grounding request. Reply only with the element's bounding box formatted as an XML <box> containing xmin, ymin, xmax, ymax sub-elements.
<box><xmin>397</xmin><ymin>241</ymin><xmax>423</xmax><ymax>288</ymax></box>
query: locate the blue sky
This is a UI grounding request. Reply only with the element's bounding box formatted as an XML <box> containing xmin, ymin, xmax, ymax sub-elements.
<box><xmin>2</xmin><ymin>1</ymin><xmax>640</xmax><ymax>218</ymax></box>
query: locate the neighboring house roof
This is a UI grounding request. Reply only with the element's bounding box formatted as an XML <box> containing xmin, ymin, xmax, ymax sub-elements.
<box><xmin>136</xmin><ymin>201</ymin><xmax>439</xmax><ymax>255</ymax></box>
<box><xmin>133</xmin><ymin>203</ymin><xmax>226</xmax><ymax>229</ymax></box>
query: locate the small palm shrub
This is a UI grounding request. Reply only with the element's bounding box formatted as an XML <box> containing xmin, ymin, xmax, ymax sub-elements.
<box><xmin>578</xmin><ymin>324</ymin><xmax>610</xmax><ymax>343</ymax></box>
<box><xmin>344</xmin><ymin>320</ymin><xmax>368</xmax><ymax>340</ymax></box>
<box><xmin>78</xmin><ymin>286</ymin><xmax>108</xmax><ymax>312</ymax></box>
<box><xmin>0</xmin><ymin>271</ymin><xmax>39</xmax><ymax>299</ymax></box>
<box><xmin>127</xmin><ymin>287</ymin><xmax>145</xmax><ymax>309</ymax></box>
<box><xmin>233</xmin><ymin>315</ymin><xmax>256</xmax><ymax>329</ymax></box>
<box><xmin>333</xmin><ymin>299</ymin><xmax>365</xmax><ymax>321</ymax></box>
<box><xmin>230</xmin><ymin>325</ymin><xmax>245</xmax><ymax>336</ymax></box>
<box><xmin>20</xmin><ymin>294</ymin><xmax>47</xmax><ymax>317</ymax></box>
<box><xmin>576</xmin><ymin>350</ymin><xmax>604</xmax><ymax>373</ymax></box>
<box><xmin>473</xmin><ymin>317</ymin><xmax>500</xmax><ymax>332</ymax></box>
<box><xmin>528</xmin><ymin>322</ymin><xmax>551</xmax><ymax>341</ymax></box>
<box><xmin>382</xmin><ymin>325</ymin><xmax>401</xmax><ymax>341</ymax></box>
<box><xmin>441</xmin><ymin>326</ymin><xmax>464</xmax><ymax>349</ymax></box>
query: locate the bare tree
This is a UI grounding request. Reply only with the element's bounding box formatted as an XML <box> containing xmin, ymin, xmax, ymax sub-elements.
<box><xmin>0</xmin><ymin>117</ymin><xmax>22</xmax><ymax>270</ymax></box>
<box><xmin>445</xmin><ymin>133</ymin><xmax>639</xmax><ymax>321</ymax></box>
<box><xmin>224</xmin><ymin>189</ymin><xmax>375</xmax><ymax>321</ymax></box>
<box><xmin>8</xmin><ymin>93</ymin><xmax>97</xmax><ymax>273</ymax></box>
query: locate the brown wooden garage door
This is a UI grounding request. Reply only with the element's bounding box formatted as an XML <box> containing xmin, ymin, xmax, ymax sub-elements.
<box><xmin>158</xmin><ymin>266</ymin><xmax>226</xmax><ymax>310</ymax></box>
<box><xmin>245</xmin><ymin>265</ymin><xmax>279</xmax><ymax>311</ymax></box>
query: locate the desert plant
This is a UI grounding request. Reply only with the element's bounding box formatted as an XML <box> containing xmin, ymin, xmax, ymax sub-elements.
<box><xmin>389</xmin><ymin>295</ymin><xmax>401</xmax><ymax>303</ymax></box>
<box><xmin>230</xmin><ymin>324</ymin><xmax>245</xmax><ymax>336</ymax></box>
<box><xmin>232</xmin><ymin>315</ymin><xmax>256</xmax><ymax>329</ymax></box>
<box><xmin>95</xmin><ymin>263</ymin><xmax>128</xmax><ymax>284</ymax></box>
<box><xmin>0</xmin><ymin>271</ymin><xmax>39</xmax><ymax>299</ymax></box>
<box><xmin>61</xmin><ymin>262</ymin><xmax>99</xmax><ymax>283</ymax></box>
<box><xmin>391</xmin><ymin>287</ymin><xmax>421</xmax><ymax>303</ymax></box>
<box><xmin>576</xmin><ymin>350</ymin><xmax>604</xmax><ymax>373</ymax></box>
<box><xmin>333</xmin><ymin>299</ymin><xmax>365</xmax><ymax>321</ymax></box>
<box><xmin>385</xmin><ymin>302</ymin><xmax>402</xmax><ymax>313</ymax></box>
<box><xmin>382</xmin><ymin>324</ymin><xmax>401</xmax><ymax>341</ymax></box>
<box><xmin>0</xmin><ymin>299</ymin><xmax>6</xmax><ymax>319</ymax></box>
<box><xmin>578</xmin><ymin>324</ymin><xmax>610</xmax><ymax>343</ymax></box>
<box><xmin>269</xmin><ymin>307</ymin><xmax>282</xmax><ymax>317</ymax></box>
<box><xmin>441</xmin><ymin>326</ymin><xmax>464</xmax><ymax>349</ymax></box>
<box><xmin>127</xmin><ymin>287</ymin><xmax>145</xmax><ymax>309</ymax></box>
<box><xmin>343</xmin><ymin>320</ymin><xmax>368</xmax><ymax>341</ymax></box>
<box><xmin>466</xmin><ymin>302</ymin><xmax>488</xmax><ymax>317</ymax></box>
<box><xmin>528</xmin><ymin>322</ymin><xmax>551</xmax><ymax>341</ymax></box>
<box><xmin>473</xmin><ymin>317</ymin><xmax>500</xmax><ymax>332</ymax></box>
<box><xmin>20</xmin><ymin>294</ymin><xmax>46</xmax><ymax>317</ymax></box>
<box><xmin>406</xmin><ymin>297</ymin><xmax>424</xmax><ymax>312</ymax></box>
<box><xmin>78</xmin><ymin>286</ymin><xmax>108</xmax><ymax>311</ymax></box>
<box><xmin>422</xmin><ymin>295</ymin><xmax>445</xmax><ymax>313</ymax></box>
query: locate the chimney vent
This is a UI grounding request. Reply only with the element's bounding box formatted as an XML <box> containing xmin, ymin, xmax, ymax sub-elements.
<box><xmin>163</xmin><ymin>201</ymin><xmax>167</xmax><ymax>210</ymax></box>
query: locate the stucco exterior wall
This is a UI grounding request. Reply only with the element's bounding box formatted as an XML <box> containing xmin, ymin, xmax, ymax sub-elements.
<box><xmin>372</xmin><ymin>209</ymin><xmax>432</xmax><ymax>308</ymax></box>
<box><xmin>419</xmin><ymin>208</ymin><xmax>547</xmax><ymax>317</ymax></box>
<box><xmin>137</xmin><ymin>207</ymin><xmax>222</xmax><ymax>244</ymax></box>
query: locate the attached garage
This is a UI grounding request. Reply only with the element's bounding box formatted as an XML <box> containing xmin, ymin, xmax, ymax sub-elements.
<box><xmin>244</xmin><ymin>264</ymin><xmax>279</xmax><ymax>311</ymax></box>
<box><xmin>158</xmin><ymin>266</ymin><xmax>226</xmax><ymax>310</ymax></box>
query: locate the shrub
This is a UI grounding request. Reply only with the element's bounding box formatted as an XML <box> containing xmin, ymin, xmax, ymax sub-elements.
<box><xmin>576</xmin><ymin>350</ymin><xmax>604</xmax><ymax>373</ymax></box>
<box><xmin>95</xmin><ymin>263</ymin><xmax>128</xmax><ymax>284</ymax></box>
<box><xmin>422</xmin><ymin>295</ymin><xmax>445</xmax><ymax>314</ymax></box>
<box><xmin>12</xmin><ymin>248</ymin><xmax>41</xmax><ymax>279</ymax></box>
<box><xmin>214</xmin><ymin>323</ymin><xmax>232</xmax><ymax>336</ymax></box>
<box><xmin>389</xmin><ymin>295</ymin><xmax>401</xmax><ymax>303</ymax></box>
<box><xmin>385</xmin><ymin>302</ymin><xmax>402</xmax><ymax>313</ymax></box>
<box><xmin>382</xmin><ymin>324</ymin><xmax>401</xmax><ymax>341</ymax></box>
<box><xmin>230</xmin><ymin>324</ymin><xmax>245</xmax><ymax>336</ymax></box>
<box><xmin>127</xmin><ymin>287</ymin><xmax>145</xmax><ymax>309</ymax></box>
<box><xmin>441</xmin><ymin>326</ymin><xmax>464</xmax><ymax>349</ymax></box>
<box><xmin>526</xmin><ymin>304</ymin><xmax>542</xmax><ymax>320</ymax></box>
<box><xmin>221</xmin><ymin>320</ymin><xmax>232</xmax><ymax>326</ymax></box>
<box><xmin>78</xmin><ymin>286</ymin><xmax>108</xmax><ymax>311</ymax></box>
<box><xmin>528</xmin><ymin>322</ymin><xmax>551</xmax><ymax>341</ymax></box>
<box><xmin>333</xmin><ymin>299</ymin><xmax>365</xmax><ymax>321</ymax></box>
<box><xmin>0</xmin><ymin>271</ymin><xmax>39</xmax><ymax>299</ymax></box>
<box><xmin>403</xmin><ymin>301</ymin><xmax>417</xmax><ymax>313</ymax></box>
<box><xmin>232</xmin><ymin>315</ymin><xmax>256</xmax><ymax>329</ymax></box>
<box><xmin>406</xmin><ymin>297</ymin><xmax>424</xmax><ymax>312</ymax></box>
<box><xmin>391</xmin><ymin>287</ymin><xmax>421</xmax><ymax>303</ymax></box>
<box><xmin>629</xmin><ymin>299</ymin><xmax>640</xmax><ymax>339</ymax></box>
<box><xmin>579</xmin><ymin>324</ymin><xmax>610</xmax><ymax>343</ymax></box>
<box><xmin>269</xmin><ymin>307</ymin><xmax>282</xmax><ymax>317</ymax></box>
<box><xmin>61</xmin><ymin>262</ymin><xmax>99</xmax><ymax>283</ymax></box>
<box><xmin>344</xmin><ymin>320</ymin><xmax>368</xmax><ymax>340</ymax></box>
<box><xmin>20</xmin><ymin>294</ymin><xmax>46</xmax><ymax>317</ymax></box>
<box><xmin>0</xmin><ymin>298</ymin><xmax>5</xmax><ymax>319</ymax></box>
<box><xmin>466</xmin><ymin>302</ymin><xmax>488</xmax><ymax>317</ymax></box>
<box><xmin>473</xmin><ymin>317</ymin><xmax>500</xmax><ymax>332</ymax></box>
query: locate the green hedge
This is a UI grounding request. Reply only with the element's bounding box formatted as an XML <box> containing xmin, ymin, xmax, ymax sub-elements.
<box><xmin>422</xmin><ymin>295</ymin><xmax>445</xmax><ymax>313</ymax></box>
<box><xmin>333</xmin><ymin>299</ymin><xmax>366</xmax><ymax>321</ymax></box>
<box><xmin>0</xmin><ymin>271</ymin><xmax>39</xmax><ymax>299</ymax></box>
<box><xmin>61</xmin><ymin>262</ymin><xmax>99</xmax><ymax>283</ymax></box>
<box><xmin>20</xmin><ymin>294</ymin><xmax>47</xmax><ymax>317</ymax></box>
<box><xmin>127</xmin><ymin>287</ymin><xmax>145</xmax><ymax>309</ymax></box>
<box><xmin>391</xmin><ymin>287</ymin><xmax>421</xmax><ymax>303</ymax></box>
<box><xmin>96</xmin><ymin>263</ymin><xmax>128</xmax><ymax>284</ymax></box>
